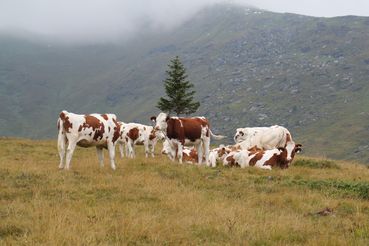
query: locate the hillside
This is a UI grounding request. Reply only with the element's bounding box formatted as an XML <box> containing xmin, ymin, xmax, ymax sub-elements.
<box><xmin>1</xmin><ymin>4</ymin><xmax>369</xmax><ymax>162</ymax></box>
<box><xmin>1</xmin><ymin>138</ymin><xmax>369</xmax><ymax>244</ymax></box>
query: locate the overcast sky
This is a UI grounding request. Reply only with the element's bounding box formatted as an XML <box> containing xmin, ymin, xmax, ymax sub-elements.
<box><xmin>1</xmin><ymin>0</ymin><xmax>368</xmax><ymax>43</ymax></box>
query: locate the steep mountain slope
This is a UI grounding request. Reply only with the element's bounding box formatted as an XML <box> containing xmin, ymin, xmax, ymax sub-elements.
<box><xmin>1</xmin><ymin>4</ymin><xmax>369</xmax><ymax>162</ymax></box>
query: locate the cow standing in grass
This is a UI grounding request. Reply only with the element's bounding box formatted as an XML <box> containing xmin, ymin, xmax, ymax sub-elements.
<box><xmin>118</xmin><ymin>122</ymin><xmax>159</xmax><ymax>158</ymax></box>
<box><xmin>57</xmin><ymin>110</ymin><xmax>121</xmax><ymax>170</ymax></box>
<box><xmin>151</xmin><ymin>112</ymin><xmax>225</xmax><ymax>164</ymax></box>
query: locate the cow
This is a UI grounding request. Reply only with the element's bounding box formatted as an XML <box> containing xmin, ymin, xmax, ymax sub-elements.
<box><xmin>235</xmin><ymin>125</ymin><xmax>293</xmax><ymax>151</ymax></box>
<box><xmin>223</xmin><ymin>142</ymin><xmax>302</xmax><ymax>170</ymax></box>
<box><xmin>57</xmin><ymin>110</ymin><xmax>121</xmax><ymax>170</ymax></box>
<box><xmin>118</xmin><ymin>122</ymin><xmax>159</xmax><ymax>158</ymax></box>
<box><xmin>151</xmin><ymin>112</ymin><xmax>225</xmax><ymax>165</ymax></box>
<box><xmin>207</xmin><ymin>145</ymin><xmax>237</xmax><ymax>168</ymax></box>
<box><xmin>233</xmin><ymin>127</ymin><xmax>271</xmax><ymax>143</ymax></box>
<box><xmin>161</xmin><ymin>139</ymin><xmax>201</xmax><ymax>164</ymax></box>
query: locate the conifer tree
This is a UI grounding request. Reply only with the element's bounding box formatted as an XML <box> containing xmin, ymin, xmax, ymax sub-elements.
<box><xmin>157</xmin><ymin>56</ymin><xmax>200</xmax><ymax>115</ymax></box>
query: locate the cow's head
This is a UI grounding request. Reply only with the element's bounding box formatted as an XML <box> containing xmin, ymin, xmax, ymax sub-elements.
<box><xmin>161</xmin><ymin>139</ymin><xmax>176</xmax><ymax>161</ymax></box>
<box><xmin>278</xmin><ymin>143</ymin><xmax>303</xmax><ymax>168</ymax></box>
<box><xmin>234</xmin><ymin>128</ymin><xmax>247</xmax><ymax>143</ymax></box>
<box><xmin>152</xmin><ymin>112</ymin><xmax>170</xmax><ymax>133</ymax></box>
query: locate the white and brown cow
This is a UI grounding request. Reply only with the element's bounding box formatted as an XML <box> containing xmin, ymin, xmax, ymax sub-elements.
<box><xmin>235</xmin><ymin>125</ymin><xmax>293</xmax><ymax>151</ymax></box>
<box><xmin>57</xmin><ymin>110</ymin><xmax>121</xmax><ymax>170</ymax></box>
<box><xmin>207</xmin><ymin>145</ymin><xmax>240</xmax><ymax>168</ymax></box>
<box><xmin>118</xmin><ymin>122</ymin><xmax>158</xmax><ymax>158</ymax></box>
<box><xmin>151</xmin><ymin>112</ymin><xmax>225</xmax><ymax>165</ymax></box>
<box><xmin>161</xmin><ymin>139</ymin><xmax>205</xmax><ymax>164</ymax></box>
<box><xmin>223</xmin><ymin>142</ymin><xmax>302</xmax><ymax>170</ymax></box>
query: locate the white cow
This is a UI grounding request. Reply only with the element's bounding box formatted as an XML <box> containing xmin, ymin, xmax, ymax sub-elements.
<box><xmin>235</xmin><ymin>125</ymin><xmax>293</xmax><ymax>151</ymax></box>
<box><xmin>57</xmin><ymin>110</ymin><xmax>121</xmax><ymax>170</ymax></box>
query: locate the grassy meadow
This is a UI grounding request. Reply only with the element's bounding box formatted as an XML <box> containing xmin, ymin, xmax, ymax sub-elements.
<box><xmin>1</xmin><ymin>138</ymin><xmax>369</xmax><ymax>245</ymax></box>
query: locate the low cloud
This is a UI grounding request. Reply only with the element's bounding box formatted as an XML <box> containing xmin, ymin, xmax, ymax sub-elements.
<box><xmin>0</xmin><ymin>0</ymin><xmax>368</xmax><ymax>44</ymax></box>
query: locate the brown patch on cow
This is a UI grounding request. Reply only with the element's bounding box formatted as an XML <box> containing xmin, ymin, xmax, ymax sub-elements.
<box><xmin>101</xmin><ymin>114</ymin><xmax>109</xmax><ymax>120</ymax></box>
<box><xmin>89</xmin><ymin>132</ymin><xmax>92</xmax><ymax>136</ymax></box>
<box><xmin>127</xmin><ymin>127</ymin><xmax>139</xmax><ymax>141</ymax></box>
<box><xmin>78</xmin><ymin>125</ymin><xmax>83</xmax><ymax>132</ymax></box>
<box><xmin>182</xmin><ymin>148</ymin><xmax>198</xmax><ymax>163</ymax></box>
<box><xmin>112</xmin><ymin>118</ymin><xmax>121</xmax><ymax>143</ymax></box>
<box><xmin>108</xmin><ymin>126</ymin><xmax>111</xmax><ymax>132</ymax></box>
<box><xmin>149</xmin><ymin>130</ymin><xmax>156</xmax><ymax>141</ymax></box>
<box><xmin>59</xmin><ymin>111</ymin><xmax>73</xmax><ymax>133</ymax></box>
<box><xmin>264</xmin><ymin>153</ymin><xmax>279</xmax><ymax>167</ymax></box>
<box><xmin>249</xmin><ymin>151</ymin><xmax>264</xmax><ymax>166</ymax></box>
<box><xmin>226</xmin><ymin>155</ymin><xmax>237</xmax><ymax>166</ymax></box>
<box><xmin>79</xmin><ymin>115</ymin><xmax>105</xmax><ymax>141</ymax></box>
<box><xmin>83</xmin><ymin>115</ymin><xmax>101</xmax><ymax>130</ymax></box>
<box><xmin>93</xmin><ymin>122</ymin><xmax>105</xmax><ymax>141</ymax></box>
<box><xmin>248</xmin><ymin>146</ymin><xmax>263</xmax><ymax>153</ymax></box>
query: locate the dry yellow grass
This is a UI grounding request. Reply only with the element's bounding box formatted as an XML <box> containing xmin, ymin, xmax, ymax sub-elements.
<box><xmin>1</xmin><ymin>138</ymin><xmax>369</xmax><ymax>245</ymax></box>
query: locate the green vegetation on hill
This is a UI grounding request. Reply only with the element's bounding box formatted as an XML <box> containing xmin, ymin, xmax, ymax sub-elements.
<box><xmin>1</xmin><ymin>138</ymin><xmax>369</xmax><ymax>244</ymax></box>
<box><xmin>1</xmin><ymin>4</ymin><xmax>369</xmax><ymax>162</ymax></box>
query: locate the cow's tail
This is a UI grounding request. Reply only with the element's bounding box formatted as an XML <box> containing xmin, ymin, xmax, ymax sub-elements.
<box><xmin>209</xmin><ymin>129</ymin><xmax>226</xmax><ymax>140</ymax></box>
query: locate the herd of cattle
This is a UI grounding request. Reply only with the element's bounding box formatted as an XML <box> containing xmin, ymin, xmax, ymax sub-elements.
<box><xmin>57</xmin><ymin>110</ymin><xmax>302</xmax><ymax>170</ymax></box>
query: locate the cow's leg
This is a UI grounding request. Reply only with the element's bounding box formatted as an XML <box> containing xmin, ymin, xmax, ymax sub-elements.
<box><xmin>96</xmin><ymin>147</ymin><xmax>104</xmax><ymax>167</ymax></box>
<box><xmin>127</xmin><ymin>139</ymin><xmax>134</xmax><ymax>158</ymax></box>
<box><xmin>203</xmin><ymin>137</ymin><xmax>210</xmax><ymax>165</ymax></box>
<box><xmin>144</xmin><ymin>141</ymin><xmax>149</xmax><ymax>158</ymax></box>
<box><xmin>65</xmin><ymin>138</ymin><xmax>77</xmax><ymax>170</ymax></box>
<box><xmin>57</xmin><ymin>132</ymin><xmax>66</xmax><ymax>169</ymax></box>
<box><xmin>196</xmin><ymin>143</ymin><xmax>203</xmax><ymax>165</ymax></box>
<box><xmin>177</xmin><ymin>143</ymin><xmax>183</xmax><ymax>164</ymax></box>
<box><xmin>118</xmin><ymin>142</ymin><xmax>124</xmax><ymax>158</ymax></box>
<box><xmin>125</xmin><ymin>142</ymin><xmax>129</xmax><ymax>157</ymax></box>
<box><xmin>107</xmin><ymin>142</ymin><xmax>116</xmax><ymax>170</ymax></box>
<box><xmin>150</xmin><ymin>142</ymin><xmax>155</xmax><ymax>157</ymax></box>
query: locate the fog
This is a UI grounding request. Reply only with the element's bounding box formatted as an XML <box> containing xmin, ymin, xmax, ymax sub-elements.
<box><xmin>1</xmin><ymin>0</ymin><xmax>368</xmax><ymax>44</ymax></box>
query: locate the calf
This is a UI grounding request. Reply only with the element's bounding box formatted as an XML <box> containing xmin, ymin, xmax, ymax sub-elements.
<box><xmin>57</xmin><ymin>110</ymin><xmax>121</xmax><ymax>170</ymax></box>
<box><xmin>161</xmin><ymin>139</ymin><xmax>203</xmax><ymax>164</ymax></box>
<box><xmin>207</xmin><ymin>145</ymin><xmax>236</xmax><ymax>168</ymax></box>
<box><xmin>118</xmin><ymin>122</ymin><xmax>158</xmax><ymax>158</ymax></box>
<box><xmin>152</xmin><ymin>113</ymin><xmax>225</xmax><ymax>164</ymax></box>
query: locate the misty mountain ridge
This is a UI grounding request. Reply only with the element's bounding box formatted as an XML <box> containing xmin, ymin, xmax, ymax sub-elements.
<box><xmin>1</xmin><ymin>3</ymin><xmax>369</xmax><ymax>162</ymax></box>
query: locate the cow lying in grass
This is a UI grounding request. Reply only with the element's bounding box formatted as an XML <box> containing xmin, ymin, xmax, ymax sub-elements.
<box><xmin>57</xmin><ymin>110</ymin><xmax>121</xmax><ymax>170</ymax></box>
<box><xmin>223</xmin><ymin>142</ymin><xmax>302</xmax><ymax>170</ymax></box>
<box><xmin>207</xmin><ymin>145</ymin><xmax>240</xmax><ymax>168</ymax></box>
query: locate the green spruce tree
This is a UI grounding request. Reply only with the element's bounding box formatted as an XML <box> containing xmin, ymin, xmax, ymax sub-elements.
<box><xmin>157</xmin><ymin>56</ymin><xmax>200</xmax><ymax>115</ymax></box>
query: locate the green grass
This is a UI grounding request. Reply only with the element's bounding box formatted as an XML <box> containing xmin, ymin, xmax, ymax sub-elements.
<box><xmin>1</xmin><ymin>138</ymin><xmax>369</xmax><ymax>245</ymax></box>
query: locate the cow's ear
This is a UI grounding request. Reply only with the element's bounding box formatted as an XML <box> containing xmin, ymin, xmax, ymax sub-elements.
<box><xmin>150</xmin><ymin>116</ymin><xmax>156</xmax><ymax>122</ymax></box>
<box><xmin>278</xmin><ymin>147</ymin><xmax>285</xmax><ymax>152</ymax></box>
<box><xmin>295</xmin><ymin>145</ymin><xmax>303</xmax><ymax>153</ymax></box>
